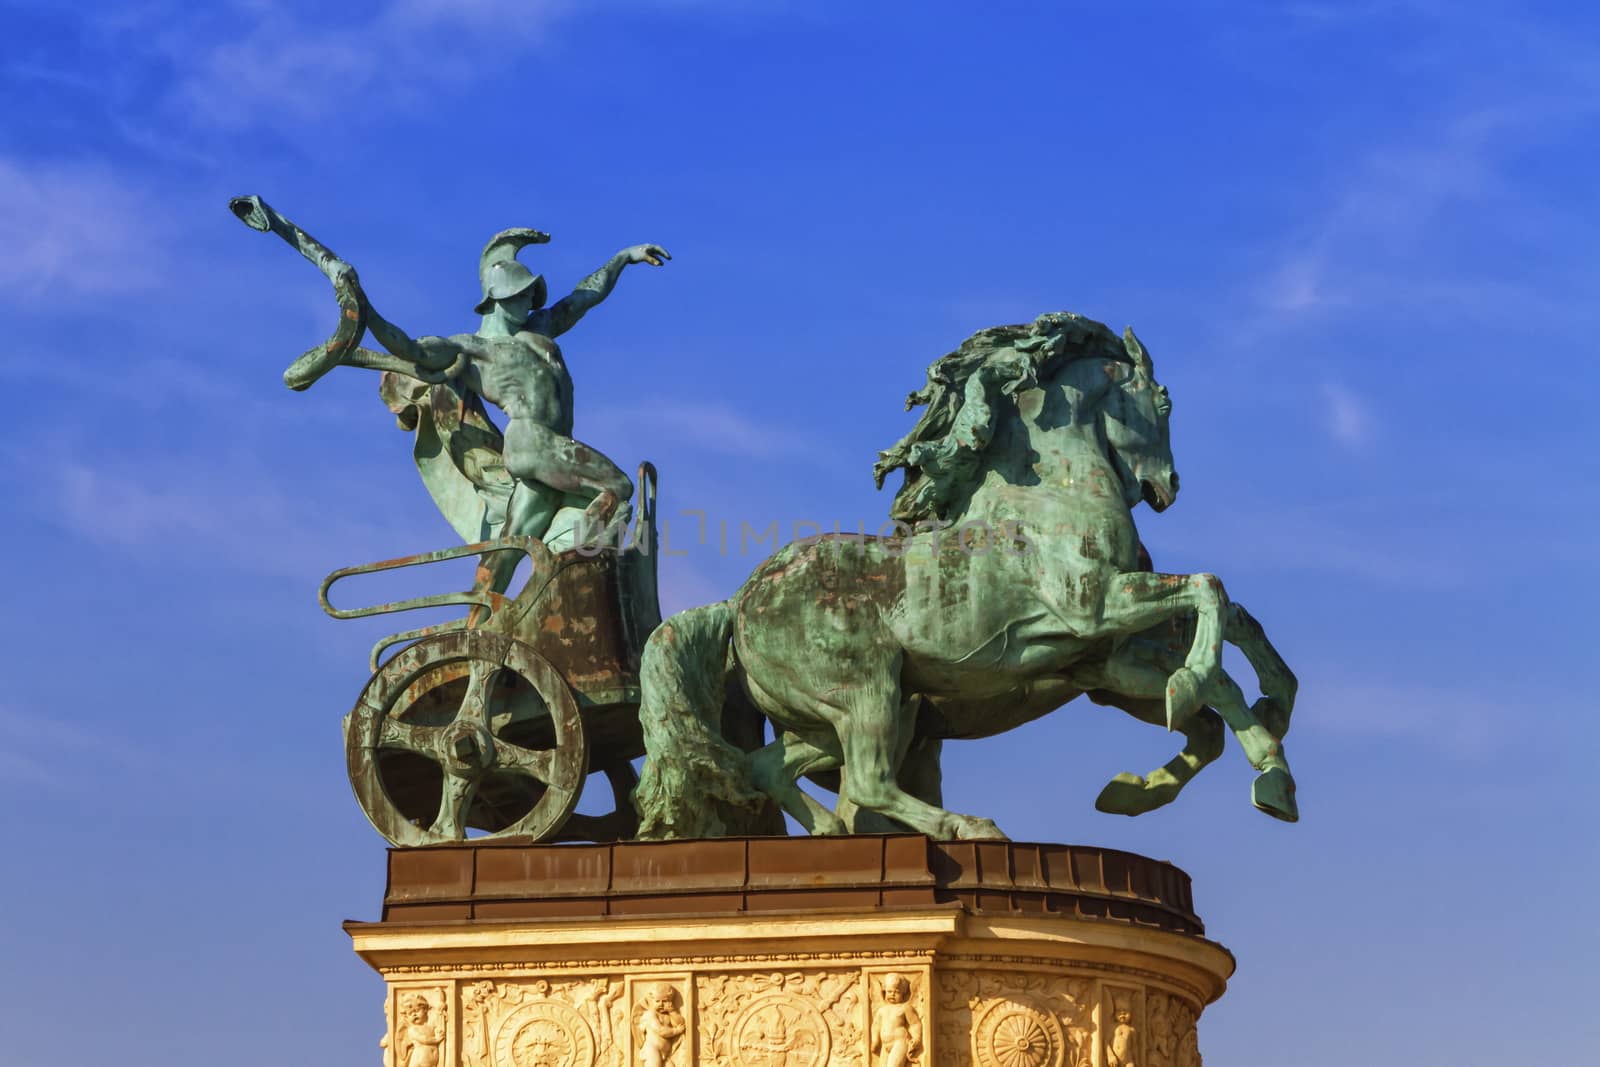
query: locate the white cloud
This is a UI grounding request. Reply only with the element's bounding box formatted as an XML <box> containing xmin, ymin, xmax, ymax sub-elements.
<box><xmin>1292</xmin><ymin>676</ymin><xmax>1506</xmax><ymax>760</ymax></box>
<box><xmin>0</xmin><ymin>158</ymin><xmax>172</xmax><ymax>300</ymax></box>
<box><xmin>1140</xmin><ymin>499</ymin><xmax>1468</xmax><ymax>592</ymax></box>
<box><xmin>1240</xmin><ymin>2</ymin><xmax>1600</xmax><ymax>334</ymax></box>
<box><xmin>1319</xmin><ymin>382</ymin><xmax>1372</xmax><ymax>449</ymax></box>
<box><xmin>164</xmin><ymin>0</ymin><xmax>572</xmax><ymax>130</ymax></box>
<box><xmin>1262</xmin><ymin>253</ymin><xmax>1337</xmax><ymax>315</ymax></box>
<box><xmin>0</xmin><ymin>704</ymin><xmax>154</xmax><ymax>789</ymax></box>
<box><xmin>28</xmin><ymin>451</ymin><xmax>399</xmax><ymax>581</ymax></box>
<box><xmin>589</xmin><ymin>400</ymin><xmax>817</xmax><ymax>460</ymax></box>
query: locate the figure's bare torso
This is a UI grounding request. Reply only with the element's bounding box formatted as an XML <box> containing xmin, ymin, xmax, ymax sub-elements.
<box><xmin>457</xmin><ymin>330</ymin><xmax>574</xmax><ymax>434</ymax></box>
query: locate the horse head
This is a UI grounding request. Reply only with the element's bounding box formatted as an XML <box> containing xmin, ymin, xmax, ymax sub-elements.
<box><xmin>1099</xmin><ymin>327</ymin><xmax>1178</xmax><ymax>513</ymax></box>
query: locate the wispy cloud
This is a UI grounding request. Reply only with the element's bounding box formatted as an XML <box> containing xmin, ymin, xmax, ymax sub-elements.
<box><xmin>0</xmin><ymin>157</ymin><xmax>173</xmax><ymax>300</ymax></box>
<box><xmin>1241</xmin><ymin>4</ymin><xmax>1600</xmax><ymax>334</ymax></box>
<box><xmin>1319</xmin><ymin>382</ymin><xmax>1372</xmax><ymax>449</ymax></box>
<box><xmin>1292</xmin><ymin>675</ymin><xmax>1508</xmax><ymax>760</ymax></box>
<box><xmin>0</xmin><ymin>704</ymin><xmax>154</xmax><ymax>789</ymax></box>
<box><xmin>589</xmin><ymin>399</ymin><xmax>818</xmax><ymax>460</ymax></box>
<box><xmin>162</xmin><ymin>0</ymin><xmax>572</xmax><ymax>131</ymax></box>
<box><xmin>1141</xmin><ymin>497</ymin><xmax>1469</xmax><ymax>591</ymax></box>
<box><xmin>10</xmin><ymin>445</ymin><xmax>401</xmax><ymax>581</ymax></box>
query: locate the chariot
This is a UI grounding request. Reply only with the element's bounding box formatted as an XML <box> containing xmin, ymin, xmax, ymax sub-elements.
<box><xmin>325</xmin><ymin>465</ymin><xmax>663</xmax><ymax>847</ymax></box>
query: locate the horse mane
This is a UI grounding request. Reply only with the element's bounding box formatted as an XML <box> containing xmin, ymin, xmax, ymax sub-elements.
<box><xmin>873</xmin><ymin>311</ymin><xmax>1129</xmax><ymax>523</ymax></box>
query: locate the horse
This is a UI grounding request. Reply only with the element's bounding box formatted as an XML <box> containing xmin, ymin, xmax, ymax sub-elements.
<box><xmin>633</xmin><ymin>313</ymin><xmax>1296</xmax><ymax>840</ymax></box>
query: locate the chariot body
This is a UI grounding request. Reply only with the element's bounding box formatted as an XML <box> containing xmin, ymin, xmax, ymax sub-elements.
<box><xmin>326</xmin><ymin>466</ymin><xmax>663</xmax><ymax>847</ymax></box>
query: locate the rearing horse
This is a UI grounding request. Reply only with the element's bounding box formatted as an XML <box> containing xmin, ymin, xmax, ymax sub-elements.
<box><xmin>634</xmin><ymin>313</ymin><xmax>1295</xmax><ymax>840</ymax></box>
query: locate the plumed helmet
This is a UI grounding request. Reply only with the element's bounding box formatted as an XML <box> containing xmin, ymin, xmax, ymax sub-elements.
<box><xmin>474</xmin><ymin>227</ymin><xmax>551</xmax><ymax>315</ymax></box>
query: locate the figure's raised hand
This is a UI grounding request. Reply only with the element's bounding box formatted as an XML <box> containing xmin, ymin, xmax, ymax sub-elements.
<box><xmin>625</xmin><ymin>244</ymin><xmax>671</xmax><ymax>266</ymax></box>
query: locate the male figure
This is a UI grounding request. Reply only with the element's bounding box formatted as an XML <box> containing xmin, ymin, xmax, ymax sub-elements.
<box><xmin>1106</xmin><ymin>1002</ymin><xmax>1137</xmax><ymax>1067</ymax></box>
<box><xmin>394</xmin><ymin>993</ymin><xmax>446</xmax><ymax>1067</ymax></box>
<box><xmin>360</xmin><ymin>228</ymin><xmax>669</xmax><ymax>589</ymax></box>
<box><xmin>635</xmin><ymin>982</ymin><xmax>686</xmax><ymax>1067</ymax></box>
<box><xmin>871</xmin><ymin>974</ymin><xmax>922</xmax><ymax>1067</ymax></box>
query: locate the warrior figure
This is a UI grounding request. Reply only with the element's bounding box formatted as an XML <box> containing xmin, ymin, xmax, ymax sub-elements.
<box><xmin>359</xmin><ymin>229</ymin><xmax>669</xmax><ymax>590</ymax></box>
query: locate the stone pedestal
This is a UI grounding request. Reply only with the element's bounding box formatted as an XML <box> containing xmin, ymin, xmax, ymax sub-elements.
<box><xmin>348</xmin><ymin>835</ymin><xmax>1230</xmax><ymax>1067</ymax></box>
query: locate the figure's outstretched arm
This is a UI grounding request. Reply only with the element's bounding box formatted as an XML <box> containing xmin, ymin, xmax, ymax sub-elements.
<box><xmin>532</xmin><ymin>244</ymin><xmax>670</xmax><ymax>338</ymax></box>
<box><xmin>362</xmin><ymin>302</ymin><xmax>473</xmax><ymax>381</ymax></box>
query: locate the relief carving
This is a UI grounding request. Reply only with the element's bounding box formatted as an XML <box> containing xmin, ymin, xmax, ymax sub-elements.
<box><xmin>869</xmin><ymin>973</ymin><xmax>924</xmax><ymax>1067</ymax></box>
<box><xmin>462</xmin><ymin>977</ymin><xmax>624</xmax><ymax>1067</ymax></box>
<box><xmin>696</xmin><ymin>970</ymin><xmax>859</xmax><ymax>1067</ymax></box>
<box><xmin>1141</xmin><ymin>994</ymin><xmax>1200</xmax><ymax>1067</ymax></box>
<box><xmin>1102</xmin><ymin>990</ymin><xmax>1141</xmax><ymax>1067</ymax></box>
<box><xmin>939</xmin><ymin>971</ymin><xmax>1094</xmax><ymax>1067</ymax></box>
<box><xmin>634</xmin><ymin>981</ymin><xmax>688</xmax><ymax>1067</ymax></box>
<box><xmin>385</xmin><ymin>989</ymin><xmax>448</xmax><ymax>1067</ymax></box>
<box><xmin>972</xmin><ymin>996</ymin><xmax>1063</xmax><ymax>1067</ymax></box>
<box><xmin>736</xmin><ymin>994</ymin><xmax>831</xmax><ymax>1067</ymax></box>
<box><xmin>933</xmin><ymin>971</ymin><xmax>978</xmax><ymax>1067</ymax></box>
<box><xmin>498</xmin><ymin>998</ymin><xmax>597</xmax><ymax>1067</ymax></box>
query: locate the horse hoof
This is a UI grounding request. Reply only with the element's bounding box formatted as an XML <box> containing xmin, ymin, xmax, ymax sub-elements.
<box><xmin>1095</xmin><ymin>773</ymin><xmax>1151</xmax><ymax>816</ymax></box>
<box><xmin>1252</xmin><ymin>767</ymin><xmax>1299</xmax><ymax>823</ymax></box>
<box><xmin>1165</xmin><ymin>668</ymin><xmax>1202</xmax><ymax>731</ymax></box>
<box><xmin>812</xmin><ymin>812</ymin><xmax>848</xmax><ymax>836</ymax></box>
<box><xmin>951</xmin><ymin>816</ymin><xmax>1008</xmax><ymax>840</ymax></box>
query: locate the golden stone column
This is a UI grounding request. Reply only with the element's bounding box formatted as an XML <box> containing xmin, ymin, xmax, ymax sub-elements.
<box><xmin>350</xmin><ymin>837</ymin><xmax>1230</xmax><ymax>1067</ymax></box>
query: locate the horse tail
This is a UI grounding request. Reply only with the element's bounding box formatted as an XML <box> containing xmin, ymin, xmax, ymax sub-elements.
<box><xmin>633</xmin><ymin>600</ymin><xmax>770</xmax><ymax>839</ymax></box>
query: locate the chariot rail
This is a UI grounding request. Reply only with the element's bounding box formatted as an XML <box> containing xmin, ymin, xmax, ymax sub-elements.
<box><xmin>319</xmin><ymin>537</ymin><xmax>551</xmax><ymax>670</ymax></box>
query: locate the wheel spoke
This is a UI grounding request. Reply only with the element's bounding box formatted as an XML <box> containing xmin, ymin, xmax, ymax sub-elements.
<box><xmin>377</xmin><ymin>717</ymin><xmax>442</xmax><ymax>756</ymax></box>
<box><xmin>429</xmin><ymin>773</ymin><xmax>478</xmax><ymax>840</ymax></box>
<box><xmin>458</xmin><ymin>659</ymin><xmax>498</xmax><ymax>725</ymax></box>
<box><xmin>495</xmin><ymin>740</ymin><xmax>559</xmax><ymax>785</ymax></box>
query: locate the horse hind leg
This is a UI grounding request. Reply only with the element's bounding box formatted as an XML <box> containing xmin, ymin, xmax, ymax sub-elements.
<box><xmin>748</xmin><ymin>731</ymin><xmax>847</xmax><ymax>836</ymax></box>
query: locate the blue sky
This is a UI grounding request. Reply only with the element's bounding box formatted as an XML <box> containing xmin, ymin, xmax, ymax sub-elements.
<box><xmin>2</xmin><ymin>1</ymin><xmax>1597</xmax><ymax>1063</ymax></box>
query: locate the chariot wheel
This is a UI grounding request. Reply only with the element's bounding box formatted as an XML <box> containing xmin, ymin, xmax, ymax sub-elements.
<box><xmin>345</xmin><ymin>630</ymin><xmax>587</xmax><ymax>846</ymax></box>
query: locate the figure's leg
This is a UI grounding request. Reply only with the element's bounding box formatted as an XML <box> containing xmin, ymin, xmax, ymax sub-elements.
<box><xmin>469</xmin><ymin>479</ymin><xmax>564</xmax><ymax>607</ymax></box>
<box><xmin>748</xmin><ymin>731</ymin><xmax>846</xmax><ymax>835</ymax></box>
<box><xmin>503</xmin><ymin>419</ymin><xmax>632</xmax><ymax>502</ymax></box>
<box><xmin>1097</xmin><ymin>571</ymin><xmax>1231</xmax><ymax>731</ymax></box>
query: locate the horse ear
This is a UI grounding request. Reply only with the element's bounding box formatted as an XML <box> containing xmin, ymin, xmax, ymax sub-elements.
<box><xmin>1123</xmin><ymin>326</ymin><xmax>1152</xmax><ymax>375</ymax></box>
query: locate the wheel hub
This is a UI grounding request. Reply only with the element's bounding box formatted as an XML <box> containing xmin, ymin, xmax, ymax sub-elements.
<box><xmin>438</xmin><ymin>719</ymin><xmax>496</xmax><ymax>775</ymax></box>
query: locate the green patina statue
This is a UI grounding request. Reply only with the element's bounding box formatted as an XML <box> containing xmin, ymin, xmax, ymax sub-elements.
<box><xmin>235</xmin><ymin>195</ymin><xmax>1295</xmax><ymax>846</ymax></box>
<box><xmin>229</xmin><ymin>196</ymin><xmax>667</xmax><ymax>582</ymax></box>
<box><xmin>632</xmin><ymin>313</ymin><xmax>1298</xmax><ymax>840</ymax></box>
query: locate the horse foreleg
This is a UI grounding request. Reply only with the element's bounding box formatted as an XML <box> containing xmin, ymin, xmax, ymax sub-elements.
<box><xmin>833</xmin><ymin>665</ymin><xmax>1006</xmax><ymax>841</ymax></box>
<box><xmin>1224</xmin><ymin>602</ymin><xmax>1298</xmax><ymax>740</ymax></box>
<box><xmin>1205</xmin><ymin>672</ymin><xmax>1298</xmax><ymax>822</ymax></box>
<box><xmin>1099</xmin><ymin>571</ymin><xmax>1230</xmax><ymax>731</ymax></box>
<box><xmin>1096</xmin><ymin>705</ymin><xmax>1226</xmax><ymax>816</ymax></box>
<box><xmin>1075</xmin><ymin>652</ymin><xmax>1225</xmax><ymax>816</ymax></box>
<box><xmin>837</xmin><ymin>713</ymin><xmax>941</xmax><ymax>833</ymax></box>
